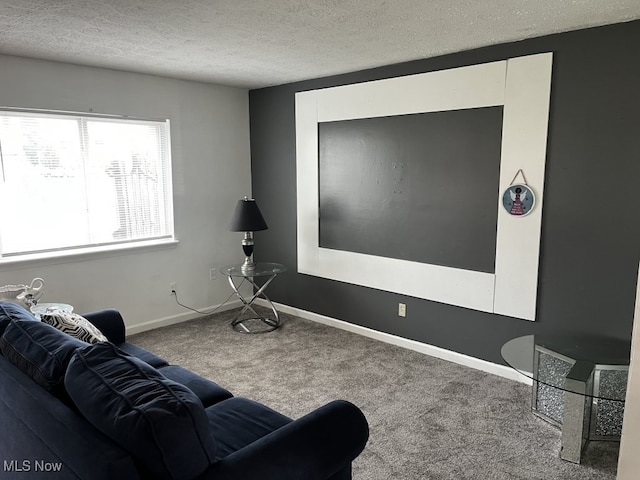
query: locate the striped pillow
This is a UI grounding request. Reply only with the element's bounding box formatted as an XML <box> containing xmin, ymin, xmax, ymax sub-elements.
<box><xmin>41</xmin><ymin>311</ymin><xmax>108</xmax><ymax>344</ymax></box>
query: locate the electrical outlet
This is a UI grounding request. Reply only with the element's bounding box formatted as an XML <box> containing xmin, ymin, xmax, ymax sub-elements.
<box><xmin>169</xmin><ymin>282</ymin><xmax>176</xmax><ymax>295</ymax></box>
<box><xmin>210</xmin><ymin>268</ymin><xmax>217</xmax><ymax>280</ymax></box>
<box><xmin>398</xmin><ymin>303</ymin><xmax>406</xmax><ymax>317</ymax></box>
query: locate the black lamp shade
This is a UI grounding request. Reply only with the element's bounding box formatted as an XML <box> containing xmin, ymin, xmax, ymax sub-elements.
<box><xmin>228</xmin><ymin>198</ymin><xmax>268</xmax><ymax>232</ymax></box>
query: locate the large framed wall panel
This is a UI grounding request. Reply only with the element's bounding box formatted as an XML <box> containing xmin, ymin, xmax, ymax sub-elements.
<box><xmin>296</xmin><ymin>53</ymin><xmax>553</xmax><ymax>321</ymax></box>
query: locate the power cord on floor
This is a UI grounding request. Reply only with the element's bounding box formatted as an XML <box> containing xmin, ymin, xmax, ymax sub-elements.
<box><xmin>171</xmin><ymin>286</ymin><xmax>239</xmax><ymax>316</ymax></box>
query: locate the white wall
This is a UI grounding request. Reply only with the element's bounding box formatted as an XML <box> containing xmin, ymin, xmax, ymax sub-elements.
<box><xmin>0</xmin><ymin>55</ymin><xmax>252</xmax><ymax>332</ymax></box>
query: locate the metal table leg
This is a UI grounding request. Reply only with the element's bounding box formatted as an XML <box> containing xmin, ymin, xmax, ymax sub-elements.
<box><xmin>227</xmin><ymin>274</ymin><xmax>281</xmax><ymax>333</ymax></box>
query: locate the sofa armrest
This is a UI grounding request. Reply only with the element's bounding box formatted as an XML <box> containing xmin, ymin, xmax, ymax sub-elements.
<box><xmin>198</xmin><ymin>400</ymin><xmax>369</xmax><ymax>480</ymax></box>
<box><xmin>81</xmin><ymin>309</ymin><xmax>126</xmax><ymax>344</ymax></box>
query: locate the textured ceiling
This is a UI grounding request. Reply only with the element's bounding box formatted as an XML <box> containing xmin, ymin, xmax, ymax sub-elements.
<box><xmin>1</xmin><ymin>0</ymin><xmax>640</xmax><ymax>89</ymax></box>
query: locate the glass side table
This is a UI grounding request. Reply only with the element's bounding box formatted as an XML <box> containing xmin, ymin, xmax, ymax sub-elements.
<box><xmin>221</xmin><ymin>262</ymin><xmax>286</xmax><ymax>334</ymax></box>
<box><xmin>502</xmin><ymin>335</ymin><xmax>630</xmax><ymax>464</ymax></box>
<box><xmin>30</xmin><ymin>302</ymin><xmax>74</xmax><ymax>319</ymax></box>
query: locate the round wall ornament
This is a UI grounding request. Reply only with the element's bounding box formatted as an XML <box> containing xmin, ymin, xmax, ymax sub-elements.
<box><xmin>502</xmin><ymin>183</ymin><xmax>535</xmax><ymax>217</ymax></box>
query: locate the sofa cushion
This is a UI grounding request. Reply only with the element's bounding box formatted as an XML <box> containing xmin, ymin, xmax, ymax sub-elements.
<box><xmin>205</xmin><ymin>397</ymin><xmax>292</xmax><ymax>460</ymax></box>
<box><xmin>159</xmin><ymin>365</ymin><xmax>233</xmax><ymax>407</ymax></box>
<box><xmin>0</xmin><ymin>320</ymin><xmax>88</xmax><ymax>395</ymax></box>
<box><xmin>41</xmin><ymin>310</ymin><xmax>108</xmax><ymax>344</ymax></box>
<box><xmin>117</xmin><ymin>342</ymin><xmax>169</xmax><ymax>368</ymax></box>
<box><xmin>0</xmin><ymin>301</ymin><xmax>38</xmax><ymax>336</ymax></box>
<box><xmin>65</xmin><ymin>342</ymin><xmax>216</xmax><ymax>480</ymax></box>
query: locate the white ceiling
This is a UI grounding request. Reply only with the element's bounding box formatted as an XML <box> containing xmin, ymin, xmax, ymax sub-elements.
<box><xmin>1</xmin><ymin>1</ymin><xmax>639</xmax><ymax>89</ymax></box>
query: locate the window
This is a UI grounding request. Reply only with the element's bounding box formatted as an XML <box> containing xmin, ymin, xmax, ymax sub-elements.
<box><xmin>0</xmin><ymin>109</ymin><xmax>174</xmax><ymax>259</ymax></box>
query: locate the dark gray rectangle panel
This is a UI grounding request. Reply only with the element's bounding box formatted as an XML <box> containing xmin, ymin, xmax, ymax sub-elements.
<box><xmin>318</xmin><ymin>107</ymin><xmax>503</xmax><ymax>273</ymax></box>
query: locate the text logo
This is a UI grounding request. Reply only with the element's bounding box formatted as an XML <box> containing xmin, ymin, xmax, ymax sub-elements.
<box><xmin>3</xmin><ymin>459</ymin><xmax>64</xmax><ymax>472</ymax></box>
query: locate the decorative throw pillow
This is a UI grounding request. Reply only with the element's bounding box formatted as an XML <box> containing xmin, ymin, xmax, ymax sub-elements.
<box><xmin>0</xmin><ymin>320</ymin><xmax>88</xmax><ymax>394</ymax></box>
<box><xmin>41</xmin><ymin>311</ymin><xmax>108</xmax><ymax>344</ymax></box>
<box><xmin>65</xmin><ymin>343</ymin><xmax>217</xmax><ymax>480</ymax></box>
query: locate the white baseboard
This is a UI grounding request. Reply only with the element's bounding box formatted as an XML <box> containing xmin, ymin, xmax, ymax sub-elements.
<box><xmin>126</xmin><ymin>299</ymin><xmax>242</xmax><ymax>336</ymax></box>
<box><xmin>131</xmin><ymin>296</ymin><xmax>531</xmax><ymax>386</ymax></box>
<box><xmin>261</xmin><ymin>300</ymin><xmax>532</xmax><ymax>386</ymax></box>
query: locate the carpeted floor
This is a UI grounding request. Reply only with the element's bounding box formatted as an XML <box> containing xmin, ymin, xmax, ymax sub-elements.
<box><xmin>129</xmin><ymin>308</ymin><xmax>619</xmax><ymax>480</ymax></box>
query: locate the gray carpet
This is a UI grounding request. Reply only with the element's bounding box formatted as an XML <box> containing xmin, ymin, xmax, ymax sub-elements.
<box><xmin>129</xmin><ymin>308</ymin><xmax>619</xmax><ymax>480</ymax></box>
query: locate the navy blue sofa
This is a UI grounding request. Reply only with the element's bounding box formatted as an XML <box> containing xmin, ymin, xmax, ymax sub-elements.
<box><xmin>0</xmin><ymin>302</ymin><xmax>369</xmax><ymax>480</ymax></box>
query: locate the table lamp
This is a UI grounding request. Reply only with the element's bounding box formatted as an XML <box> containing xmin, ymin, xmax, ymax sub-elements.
<box><xmin>228</xmin><ymin>196</ymin><xmax>268</xmax><ymax>273</ymax></box>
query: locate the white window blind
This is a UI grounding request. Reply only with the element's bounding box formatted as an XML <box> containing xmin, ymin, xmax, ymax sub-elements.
<box><xmin>0</xmin><ymin>110</ymin><xmax>174</xmax><ymax>258</ymax></box>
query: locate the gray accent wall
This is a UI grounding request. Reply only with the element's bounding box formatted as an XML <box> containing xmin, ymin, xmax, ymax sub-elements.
<box><xmin>249</xmin><ymin>20</ymin><xmax>640</xmax><ymax>364</ymax></box>
<box><xmin>318</xmin><ymin>107</ymin><xmax>502</xmax><ymax>273</ymax></box>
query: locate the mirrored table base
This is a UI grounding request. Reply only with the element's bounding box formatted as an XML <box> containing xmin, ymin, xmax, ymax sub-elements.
<box><xmin>502</xmin><ymin>335</ymin><xmax>629</xmax><ymax>464</ymax></box>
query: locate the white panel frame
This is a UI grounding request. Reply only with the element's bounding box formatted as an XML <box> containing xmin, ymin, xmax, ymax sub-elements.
<box><xmin>296</xmin><ymin>53</ymin><xmax>553</xmax><ymax>320</ymax></box>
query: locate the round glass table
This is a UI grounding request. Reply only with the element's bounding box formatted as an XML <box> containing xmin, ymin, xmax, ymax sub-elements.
<box><xmin>221</xmin><ymin>262</ymin><xmax>286</xmax><ymax>334</ymax></box>
<box><xmin>30</xmin><ymin>302</ymin><xmax>74</xmax><ymax>319</ymax></box>
<box><xmin>501</xmin><ymin>334</ymin><xmax>630</xmax><ymax>463</ymax></box>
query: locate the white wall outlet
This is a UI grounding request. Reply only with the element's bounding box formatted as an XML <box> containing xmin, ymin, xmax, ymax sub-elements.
<box><xmin>169</xmin><ymin>282</ymin><xmax>176</xmax><ymax>295</ymax></box>
<box><xmin>398</xmin><ymin>303</ymin><xmax>406</xmax><ymax>317</ymax></box>
<box><xmin>210</xmin><ymin>268</ymin><xmax>217</xmax><ymax>280</ymax></box>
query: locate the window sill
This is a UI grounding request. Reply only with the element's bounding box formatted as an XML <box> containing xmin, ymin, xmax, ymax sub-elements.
<box><xmin>0</xmin><ymin>238</ymin><xmax>179</xmax><ymax>268</ymax></box>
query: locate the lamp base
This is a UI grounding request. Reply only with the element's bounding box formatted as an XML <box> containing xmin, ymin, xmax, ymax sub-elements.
<box><xmin>240</xmin><ymin>257</ymin><xmax>256</xmax><ymax>273</ymax></box>
<box><xmin>239</xmin><ymin>232</ymin><xmax>257</xmax><ymax>273</ymax></box>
